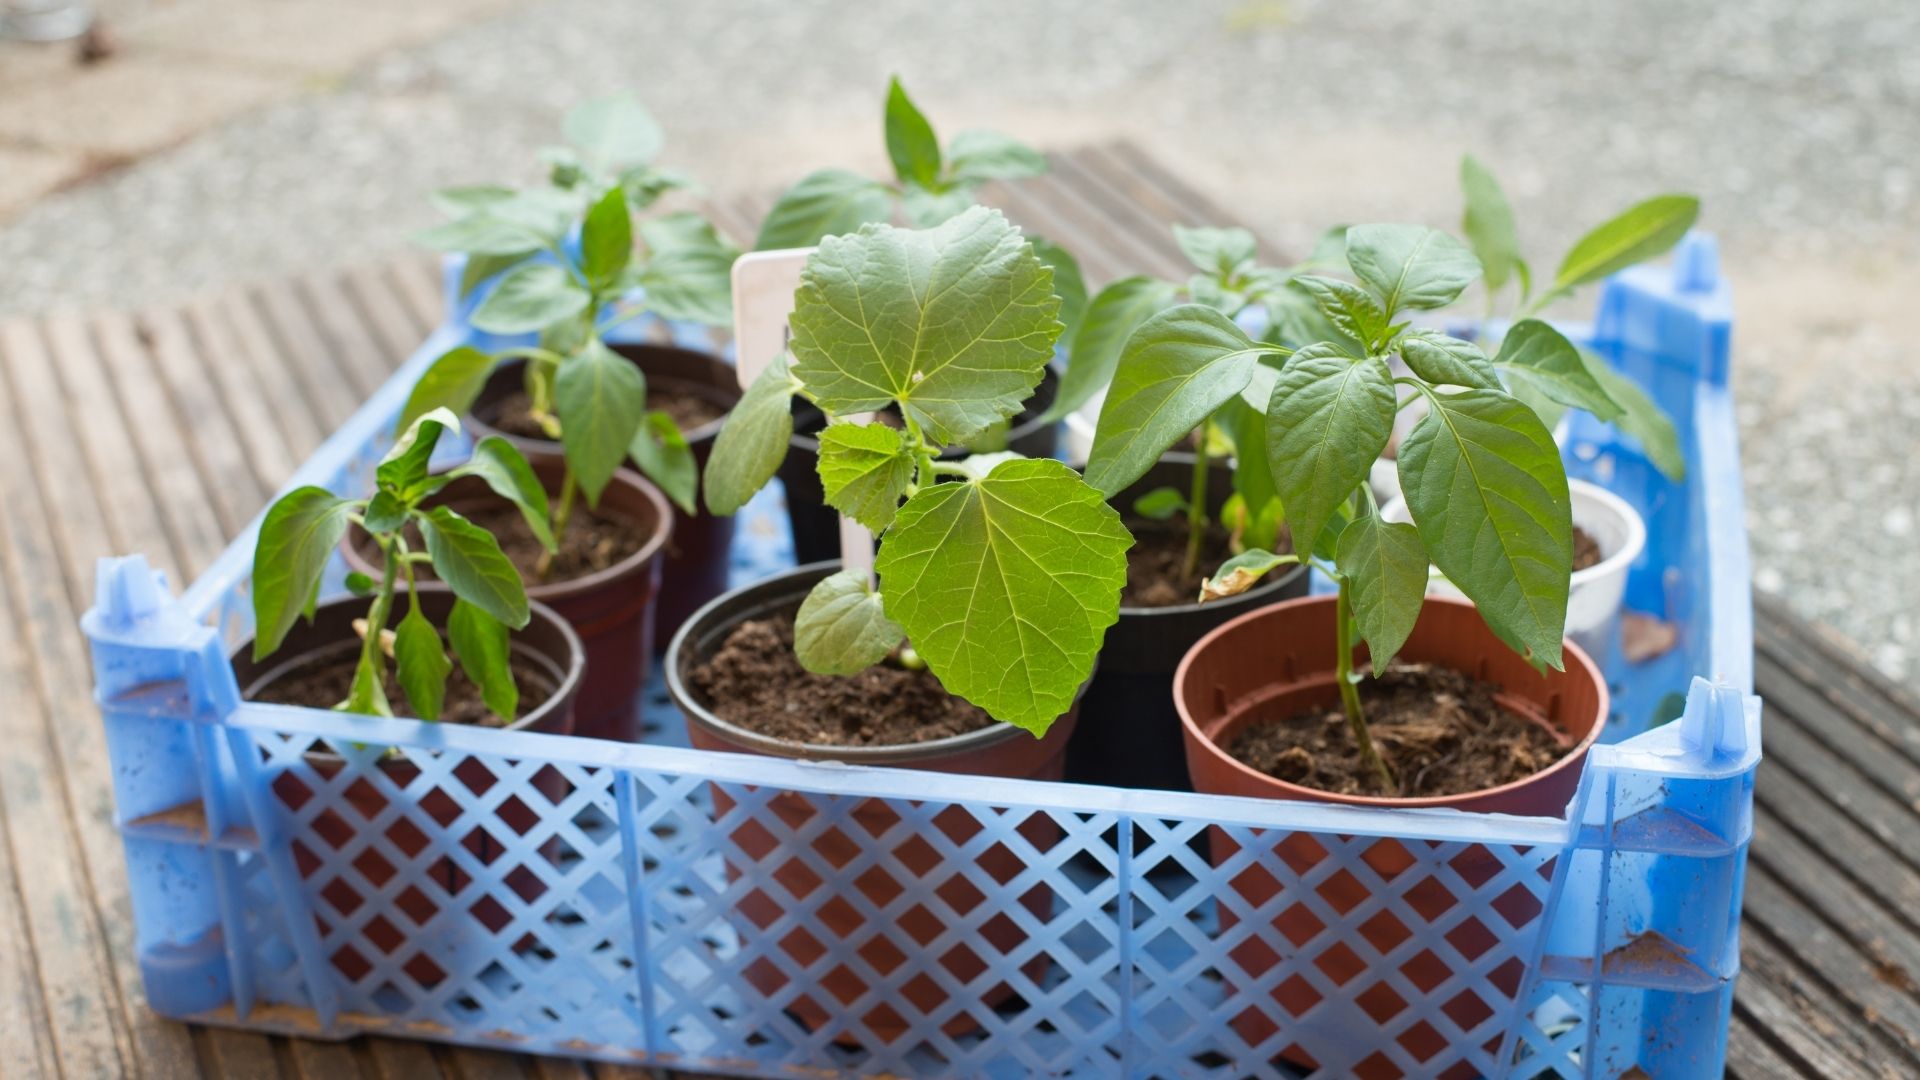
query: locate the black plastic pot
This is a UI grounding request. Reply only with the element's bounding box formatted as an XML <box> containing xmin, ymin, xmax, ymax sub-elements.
<box><xmin>775</xmin><ymin>367</ymin><xmax>1063</xmax><ymax>565</ymax></box>
<box><xmin>467</xmin><ymin>342</ymin><xmax>740</xmax><ymax>646</ymax></box>
<box><xmin>1064</xmin><ymin>453</ymin><xmax>1310</xmax><ymax>791</ymax></box>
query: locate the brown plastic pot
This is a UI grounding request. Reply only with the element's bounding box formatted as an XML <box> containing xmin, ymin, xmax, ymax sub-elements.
<box><xmin>1174</xmin><ymin>593</ymin><xmax>1606</xmax><ymax>1075</ymax></box>
<box><xmin>467</xmin><ymin>342</ymin><xmax>740</xmax><ymax>643</ymax></box>
<box><xmin>344</xmin><ymin>457</ymin><xmax>670</xmax><ymax>744</ymax></box>
<box><xmin>1064</xmin><ymin>453</ymin><xmax>1309</xmax><ymax>791</ymax></box>
<box><xmin>665</xmin><ymin>561</ymin><xmax>1081</xmax><ymax>1046</ymax></box>
<box><xmin>776</xmin><ymin>367</ymin><xmax>1063</xmax><ymax>565</ymax></box>
<box><xmin>230</xmin><ymin>587</ymin><xmax>583</xmax><ymax>989</ymax></box>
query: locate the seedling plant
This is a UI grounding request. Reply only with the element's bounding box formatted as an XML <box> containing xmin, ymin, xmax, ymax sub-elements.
<box><xmin>404</xmin><ymin>92</ymin><xmax>740</xmax><ymax>560</ymax></box>
<box><xmin>704</xmin><ymin>207</ymin><xmax>1131</xmax><ymax>735</ymax></box>
<box><xmin>251</xmin><ymin>410</ymin><xmax>551</xmax><ymax>723</ymax></box>
<box><xmin>1092</xmin><ymin>187</ymin><xmax>1698</xmax><ymax>793</ymax></box>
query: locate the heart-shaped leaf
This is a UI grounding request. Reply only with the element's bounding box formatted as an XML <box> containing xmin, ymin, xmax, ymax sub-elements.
<box><xmin>1345</xmin><ymin>224</ymin><xmax>1482</xmax><ymax>313</ymax></box>
<box><xmin>554</xmin><ymin>340</ymin><xmax>647</xmax><ymax>506</ymax></box>
<box><xmin>704</xmin><ymin>353</ymin><xmax>801</xmax><ymax>515</ymax></box>
<box><xmin>816</xmin><ymin>421</ymin><xmax>915</xmax><ymax>532</ymax></box>
<box><xmin>1337</xmin><ymin>515</ymin><xmax>1429</xmax><ymax>675</ymax></box>
<box><xmin>788</xmin><ymin>206</ymin><xmax>1061</xmax><ymax>445</ymax></box>
<box><xmin>251</xmin><ymin>487</ymin><xmax>355</xmax><ymax>660</ymax></box>
<box><xmin>1397</xmin><ymin>389</ymin><xmax>1570</xmax><ymax>668</ymax></box>
<box><xmin>754</xmin><ymin>168</ymin><xmax>894</xmax><ymax>251</ymax></box>
<box><xmin>874</xmin><ymin>457</ymin><xmax>1130</xmax><ymax>733</ymax></box>
<box><xmin>793</xmin><ymin>569</ymin><xmax>906</xmax><ymax>675</ymax></box>
<box><xmin>1263</xmin><ymin>344</ymin><xmax>1396</xmax><ymax>561</ymax></box>
<box><xmin>419</xmin><ymin>505</ymin><xmax>530</xmax><ymax>630</ymax></box>
<box><xmin>1085</xmin><ymin>304</ymin><xmax>1277</xmax><ymax>496</ymax></box>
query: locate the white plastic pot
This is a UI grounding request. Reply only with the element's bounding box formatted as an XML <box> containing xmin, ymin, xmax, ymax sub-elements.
<box><xmin>1380</xmin><ymin>478</ymin><xmax>1646</xmax><ymax>661</ymax></box>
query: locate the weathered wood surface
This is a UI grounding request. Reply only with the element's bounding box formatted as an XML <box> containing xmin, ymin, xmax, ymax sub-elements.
<box><xmin>0</xmin><ymin>141</ymin><xmax>1905</xmax><ymax>1078</ymax></box>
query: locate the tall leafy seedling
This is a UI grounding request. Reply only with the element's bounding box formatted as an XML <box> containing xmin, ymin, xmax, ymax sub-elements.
<box><xmin>251</xmin><ymin>411</ymin><xmax>547</xmax><ymax>722</ymax></box>
<box><xmin>1065</xmin><ymin>223</ymin><xmax>1346</xmax><ymax>583</ymax></box>
<box><xmin>703</xmin><ymin>207</ymin><xmax>1132</xmax><ymax>734</ymax></box>
<box><xmin>1093</xmin><ymin>223</ymin><xmax>1581</xmax><ymax>793</ymax></box>
<box><xmin>1458</xmin><ymin>154</ymin><xmax>1695</xmax><ymax>479</ymax></box>
<box><xmin>404</xmin><ymin>93</ymin><xmax>740</xmax><ymax>559</ymax></box>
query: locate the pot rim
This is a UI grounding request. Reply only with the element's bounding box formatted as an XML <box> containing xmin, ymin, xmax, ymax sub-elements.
<box><xmin>477</xmin><ymin>343</ymin><xmax>740</xmax><ymax>444</ymax></box>
<box><xmin>1173</xmin><ymin>592</ymin><xmax>1609</xmax><ymax>810</ymax></box>
<box><xmin>786</xmin><ymin>366</ymin><xmax>1063</xmax><ymax>456</ymax></box>
<box><xmin>665</xmin><ymin>560</ymin><xmax>1086</xmax><ymax>764</ymax></box>
<box><xmin>343</xmin><ymin>462</ymin><xmax>674</xmax><ymax>603</ymax></box>
<box><xmin>231</xmin><ymin>585</ymin><xmax>587</xmax><ymax>735</ymax></box>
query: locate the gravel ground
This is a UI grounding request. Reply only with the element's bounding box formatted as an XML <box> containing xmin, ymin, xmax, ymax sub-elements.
<box><xmin>0</xmin><ymin>0</ymin><xmax>1914</xmax><ymax>680</ymax></box>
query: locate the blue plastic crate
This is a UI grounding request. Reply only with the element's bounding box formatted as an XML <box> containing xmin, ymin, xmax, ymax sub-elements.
<box><xmin>82</xmin><ymin>236</ymin><xmax>1757</xmax><ymax>1078</ymax></box>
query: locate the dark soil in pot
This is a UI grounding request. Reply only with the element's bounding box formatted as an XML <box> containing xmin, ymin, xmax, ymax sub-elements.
<box><xmin>466</xmin><ymin>342</ymin><xmax>740</xmax><ymax>644</ymax></box>
<box><xmin>343</xmin><ymin>458</ymin><xmax>669</xmax><ymax>744</ymax></box>
<box><xmin>252</xmin><ymin>646</ymin><xmax>555</xmax><ymax>727</ymax></box>
<box><xmin>1573</xmin><ymin>525</ymin><xmax>1603</xmax><ymax>572</ymax></box>
<box><xmin>231</xmin><ymin>588</ymin><xmax>583</xmax><ymax>990</ymax></box>
<box><xmin>776</xmin><ymin>366</ymin><xmax>1063</xmax><ymax>565</ymax></box>
<box><xmin>1224</xmin><ymin>661</ymin><xmax>1570</xmax><ymax>799</ymax></box>
<box><xmin>1063</xmin><ymin>454</ymin><xmax>1307</xmax><ymax>791</ymax></box>
<box><xmin>667</xmin><ymin>561</ymin><xmax>1078</xmax><ymax>1047</ymax></box>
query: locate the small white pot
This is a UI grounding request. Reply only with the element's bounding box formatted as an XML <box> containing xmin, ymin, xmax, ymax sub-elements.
<box><xmin>1380</xmin><ymin>478</ymin><xmax>1646</xmax><ymax>661</ymax></box>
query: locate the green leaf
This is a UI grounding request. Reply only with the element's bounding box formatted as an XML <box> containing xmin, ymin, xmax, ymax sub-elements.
<box><xmin>1041</xmin><ymin>276</ymin><xmax>1177</xmax><ymax>424</ymax></box>
<box><xmin>816</xmin><ymin>422</ymin><xmax>915</xmax><ymax>532</ymax></box>
<box><xmin>788</xmin><ymin>207</ymin><xmax>1062</xmax><ymax>445</ymax></box>
<box><xmin>1494</xmin><ymin>319</ymin><xmax>1623</xmax><ymax>421</ymax></box>
<box><xmin>345</xmin><ymin>653</ymin><xmax>392</xmax><ymax>717</ymax></box>
<box><xmin>793</xmin><ymin>569</ymin><xmax>906</xmax><ymax>676</ymax></box>
<box><xmin>399</xmin><ymin>347</ymin><xmax>496</xmax><ymax>434</ymax></box>
<box><xmin>1337</xmin><ymin>516</ymin><xmax>1429</xmax><ymax>675</ymax></box>
<box><xmin>449</xmin><ymin>436</ymin><xmax>555</xmax><ymax>552</ymax></box>
<box><xmin>448</xmin><ymin>597</ymin><xmax>517</xmax><ymax>721</ymax></box>
<box><xmin>873</xmin><ymin>457</ymin><xmax>1130</xmax><ymax>734</ymax></box>
<box><xmin>1264</xmin><ymin>278</ymin><xmax>1358</xmax><ymax>353</ymax></box>
<box><xmin>430</xmin><ymin>184</ymin><xmax>516</xmax><ymax>216</ymax></box>
<box><xmin>635</xmin><ymin>212</ymin><xmax>740</xmax><ymax>326</ymax></box>
<box><xmin>393</xmin><ymin>595</ymin><xmax>452</xmax><ymax>721</ymax></box>
<box><xmin>377</xmin><ymin>407</ymin><xmax>459</xmax><ymax>497</ymax></box>
<box><xmin>704</xmin><ymin>353</ymin><xmax>800</xmax><ymax>515</ymax></box>
<box><xmin>1345</xmin><ymin>224</ymin><xmax>1482</xmax><ymax>314</ymax></box>
<box><xmin>1553</xmin><ymin>195</ymin><xmax>1699</xmax><ymax>292</ymax></box>
<box><xmin>414</xmin><ymin>213</ymin><xmax>547</xmax><ymax>257</ymax></box>
<box><xmin>1291</xmin><ymin>274</ymin><xmax>1390</xmax><ymax>349</ymax></box>
<box><xmin>1223</xmin><ymin>393</ymin><xmax>1277</xmax><ymax>513</ymax></box>
<box><xmin>629</xmin><ymin>411</ymin><xmax>697</xmax><ymax>515</ymax></box>
<box><xmin>564</xmin><ymin>92</ymin><xmax>662</xmax><ymax>169</ymax></box>
<box><xmin>418</xmin><ymin>505</ymin><xmax>531</xmax><ymax>630</ymax></box>
<box><xmin>1027</xmin><ymin>235</ymin><xmax>1087</xmax><ymax>342</ymax></box>
<box><xmin>580</xmin><ymin>185</ymin><xmax>633</xmax><ymax>289</ymax></box>
<box><xmin>362</xmin><ymin>491</ymin><xmax>408</xmax><ymax>534</ymax></box>
<box><xmin>1084</xmin><ymin>304</ymin><xmax>1275</xmax><ymax>496</ymax></box>
<box><xmin>619</xmin><ymin>164</ymin><xmax>694</xmax><ymax>209</ymax></box>
<box><xmin>458</xmin><ymin>252</ymin><xmax>528</xmax><ymax>300</ymax></box>
<box><xmin>1399</xmin><ymin>329</ymin><xmax>1499</xmax><ymax>390</ymax></box>
<box><xmin>1397</xmin><ymin>389</ymin><xmax>1571</xmax><ymax>668</ymax></box>
<box><xmin>755</xmin><ymin>168</ymin><xmax>895</xmax><ymax>250</ymax></box>
<box><xmin>344</xmin><ymin>571</ymin><xmax>375</xmax><ymax>596</ymax></box>
<box><xmin>883</xmin><ymin>76</ymin><xmax>942</xmax><ymax>188</ymax></box>
<box><xmin>554</xmin><ymin>339</ymin><xmax>647</xmax><ymax>506</ymax></box>
<box><xmin>1131</xmin><ymin>486</ymin><xmax>1188</xmax><ymax>520</ymax></box>
<box><xmin>1587</xmin><ymin>359</ymin><xmax>1686</xmax><ymax>481</ymax></box>
<box><xmin>1199</xmin><ymin>548</ymin><xmax>1299</xmax><ymax>602</ymax></box>
<box><xmin>945</xmin><ymin>129</ymin><xmax>1048</xmax><ymax>183</ymax></box>
<box><xmin>251</xmin><ymin>487</ymin><xmax>354</xmax><ymax>660</ymax></box>
<box><xmin>901</xmin><ymin>181</ymin><xmax>978</xmax><ymax>228</ymax></box>
<box><xmin>471</xmin><ymin>262</ymin><xmax>592</xmax><ymax>335</ymax></box>
<box><xmin>1460</xmin><ymin>155</ymin><xmax>1522</xmax><ymax>293</ymax></box>
<box><xmin>1297</xmin><ymin>224</ymin><xmax>1350</xmax><ymax>272</ymax></box>
<box><xmin>1264</xmin><ymin>344</ymin><xmax>1396</xmax><ymax>560</ymax></box>
<box><xmin>1173</xmin><ymin>225</ymin><xmax>1258</xmax><ymax>278</ymax></box>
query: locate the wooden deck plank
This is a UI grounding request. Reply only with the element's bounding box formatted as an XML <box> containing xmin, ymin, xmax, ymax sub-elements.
<box><xmin>195</xmin><ymin>292</ymin><xmax>327</xmax><ymax>466</ymax></box>
<box><xmin>181</xmin><ymin>297</ymin><xmax>306</xmax><ymax>490</ymax></box>
<box><xmin>382</xmin><ymin>255</ymin><xmax>446</xmax><ymax>339</ymax></box>
<box><xmin>285</xmin><ymin>1036</ymin><xmax>365</xmax><ymax>1080</ymax></box>
<box><xmin>342</xmin><ymin>261</ymin><xmax>432</xmax><ymax>363</ymax></box>
<box><xmin>296</xmin><ymin>271</ymin><xmax>406</xmax><ymax>401</ymax></box>
<box><xmin>0</xmin><ymin>788</ymin><xmax>58</xmax><ymax>1080</ymax></box>
<box><xmin>241</xmin><ymin>281</ymin><xmax>365</xmax><ymax>437</ymax></box>
<box><xmin>136</xmin><ymin>306</ymin><xmax>268</xmax><ymax>534</ymax></box>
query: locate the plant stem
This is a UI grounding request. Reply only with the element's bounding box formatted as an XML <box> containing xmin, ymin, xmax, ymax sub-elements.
<box><xmin>1183</xmin><ymin>423</ymin><xmax>1210</xmax><ymax>580</ymax></box>
<box><xmin>355</xmin><ymin>535</ymin><xmax>402</xmax><ymax>699</ymax></box>
<box><xmin>1336</xmin><ymin>575</ymin><xmax>1398</xmax><ymax>795</ymax></box>
<box><xmin>536</xmin><ymin>464</ymin><xmax>577</xmax><ymax>581</ymax></box>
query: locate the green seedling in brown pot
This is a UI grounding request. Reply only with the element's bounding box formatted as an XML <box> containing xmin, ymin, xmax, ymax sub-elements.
<box><xmin>404</xmin><ymin>92</ymin><xmax>739</xmax><ymax>565</ymax></box>
<box><xmin>704</xmin><ymin>207</ymin><xmax>1132</xmax><ymax>734</ymax></box>
<box><xmin>250</xmin><ymin>410</ymin><xmax>548</xmax><ymax>721</ymax></box>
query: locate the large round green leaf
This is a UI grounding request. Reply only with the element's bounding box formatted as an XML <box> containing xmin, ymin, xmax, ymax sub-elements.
<box><xmin>793</xmin><ymin>569</ymin><xmax>905</xmax><ymax>676</ymax></box>
<box><xmin>816</xmin><ymin>421</ymin><xmax>915</xmax><ymax>532</ymax></box>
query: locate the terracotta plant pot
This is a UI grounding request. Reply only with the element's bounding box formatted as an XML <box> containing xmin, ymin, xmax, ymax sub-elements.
<box><xmin>776</xmin><ymin>367</ymin><xmax>1063</xmax><ymax>565</ymax></box>
<box><xmin>1174</xmin><ymin>594</ymin><xmax>1606</xmax><ymax>1076</ymax></box>
<box><xmin>344</xmin><ymin>458</ymin><xmax>670</xmax><ymax>744</ymax></box>
<box><xmin>467</xmin><ymin>342</ymin><xmax>740</xmax><ymax>644</ymax></box>
<box><xmin>665</xmin><ymin>562</ymin><xmax>1080</xmax><ymax>1046</ymax></box>
<box><xmin>1065</xmin><ymin>453</ymin><xmax>1310</xmax><ymax>791</ymax></box>
<box><xmin>230</xmin><ymin>587</ymin><xmax>584</xmax><ymax>990</ymax></box>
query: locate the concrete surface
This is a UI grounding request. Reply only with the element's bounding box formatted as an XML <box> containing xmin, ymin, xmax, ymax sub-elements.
<box><xmin>0</xmin><ymin>0</ymin><xmax>1913</xmax><ymax>681</ymax></box>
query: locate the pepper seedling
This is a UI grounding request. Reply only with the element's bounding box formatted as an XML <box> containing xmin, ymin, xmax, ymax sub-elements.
<box><xmin>1065</xmin><ymin>223</ymin><xmax>1344</xmax><ymax>581</ymax></box>
<box><xmin>703</xmin><ymin>207</ymin><xmax>1132</xmax><ymax>734</ymax></box>
<box><xmin>404</xmin><ymin>91</ymin><xmax>740</xmax><ymax>551</ymax></box>
<box><xmin>250</xmin><ymin>410</ymin><xmax>549</xmax><ymax>723</ymax></box>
